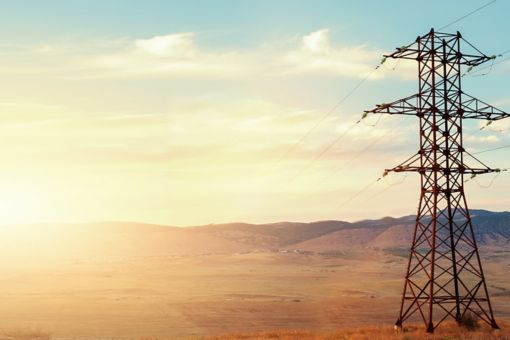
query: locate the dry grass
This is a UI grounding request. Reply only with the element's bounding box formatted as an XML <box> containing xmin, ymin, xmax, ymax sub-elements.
<box><xmin>0</xmin><ymin>328</ymin><xmax>51</xmax><ymax>340</ymax></box>
<box><xmin>0</xmin><ymin>252</ymin><xmax>508</xmax><ymax>338</ymax></box>
<box><xmin>202</xmin><ymin>321</ymin><xmax>510</xmax><ymax>340</ymax></box>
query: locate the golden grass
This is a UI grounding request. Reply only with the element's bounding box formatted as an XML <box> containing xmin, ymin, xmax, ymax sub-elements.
<box><xmin>202</xmin><ymin>321</ymin><xmax>510</xmax><ymax>340</ymax></box>
<box><xmin>0</xmin><ymin>328</ymin><xmax>51</xmax><ymax>340</ymax></box>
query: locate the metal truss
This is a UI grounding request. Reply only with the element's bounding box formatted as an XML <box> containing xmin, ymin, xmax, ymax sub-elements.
<box><xmin>365</xmin><ymin>28</ymin><xmax>509</xmax><ymax>333</ymax></box>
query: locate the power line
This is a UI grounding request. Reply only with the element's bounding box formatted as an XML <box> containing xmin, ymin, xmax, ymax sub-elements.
<box><xmin>286</xmin><ymin>118</ymin><xmax>364</xmax><ymax>184</ymax></box>
<box><xmin>275</xmin><ymin>0</ymin><xmax>500</xmax><ymax>175</ymax></box>
<box><xmin>337</xmin><ymin>139</ymin><xmax>509</xmax><ymax>213</ymax></box>
<box><xmin>337</xmin><ymin>176</ymin><xmax>381</xmax><ymax>211</ymax></box>
<box><xmin>335</xmin><ymin>1</ymin><xmax>501</xmax><ymax>212</ymax></box>
<box><xmin>321</xmin><ymin>116</ymin><xmax>407</xmax><ymax>183</ymax></box>
<box><xmin>288</xmin><ymin>111</ymin><xmax>406</xmax><ymax>187</ymax></box>
<box><xmin>438</xmin><ymin>0</ymin><xmax>497</xmax><ymax>30</ymax></box>
<box><xmin>472</xmin><ymin>144</ymin><xmax>510</xmax><ymax>155</ymax></box>
<box><xmin>335</xmin><ymin>168</ymin><xmax>409</xmax><ymax>210</ymax></box>
<box><xmin>364</xmin><ymin>173</ymin><xmax>410</xmax><ymax>205</ymax></box>
<box><xmin>468</xmin><ymin>54</ymin><xmax>510</xmax><ymax>76</ymax></box>
<box><xmin>274</xmin><ymin>2</ymin><xmax>502</xmax><ymax>207</ymax></box>
<box><xmin>271</xmin><ymin>1</ymin><xmax>499</xmax><ymax>175</ymax></box>
<box><xmin>270</xmin><ymin>67</ymin><xmax>379</xmax><ymax>172</ymax></box>
<box><xmin>332</xmin><ymin>3</ymin><xmax>503</xmax><ymax>211</ymax></box>
<box><xmin>463</xmin><ymin>44</ymin><xmax>510</xmax><ymax>77</ymax></box>
<box><xmin>471</xmin><ymin>171</ymin><xmax>502</xmax><ymax>188</ymax></box>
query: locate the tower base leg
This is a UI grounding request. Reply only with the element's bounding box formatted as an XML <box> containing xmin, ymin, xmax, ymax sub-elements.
<box><xmin>394</xmin><ymin>319</ymin><xmax>403</xmax><ymax>332</ymax></box>
<box><xmin>426</xmin><ymin>322</ymin><xmax>434</xmax><ymax>333</ymax></box>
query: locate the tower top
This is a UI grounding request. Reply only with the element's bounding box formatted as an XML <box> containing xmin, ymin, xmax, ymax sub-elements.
<box><xmin>385</xmin><ymin>28</ymin><xmax>492</xmax><ymax>67</ymax></box>
<box><xmin>365</xmin><ymin>29</ymin><xmax>509</xmax><ymax>121</ymax></box>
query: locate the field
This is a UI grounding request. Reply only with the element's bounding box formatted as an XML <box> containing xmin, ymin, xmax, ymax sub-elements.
<box><xmin>1</xmin><ymin>249</ymin><xmax>509</xmax><ymax>339</ymax></box>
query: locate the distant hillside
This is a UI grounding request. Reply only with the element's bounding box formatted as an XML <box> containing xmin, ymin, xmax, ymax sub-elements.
<box><xmin>195</xmin><ymin>210</ymin><xmax>510</xmax><ymax>252</ymax></box>
<box><xmin>0</xmin><ymin>209</ymin><xmax>508</xmax><ymax>263</ymax></box>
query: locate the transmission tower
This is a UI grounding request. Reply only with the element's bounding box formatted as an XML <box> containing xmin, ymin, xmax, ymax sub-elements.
<box><xmin>365</xmin><ymin>28</ymin><xmax>508</xmax><ymax>332</ymax></box>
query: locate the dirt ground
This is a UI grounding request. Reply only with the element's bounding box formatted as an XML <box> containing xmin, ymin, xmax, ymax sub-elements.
<box><xmin>0</xmin><ymin>250</ymin><xmax>509</xmax><ymax>339</ymax></box>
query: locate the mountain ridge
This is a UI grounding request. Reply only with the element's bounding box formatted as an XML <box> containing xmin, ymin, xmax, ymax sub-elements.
<box><xmin>0</xmin><ymin>209</ymin><xmax>508</xmax><ymax>262</ymax></box>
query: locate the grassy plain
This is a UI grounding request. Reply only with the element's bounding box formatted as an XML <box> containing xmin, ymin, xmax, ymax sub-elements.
<box><xmin>0</xmin><ymin>249</ymin><xmax>509</xmax><ymax>339</ymax></box>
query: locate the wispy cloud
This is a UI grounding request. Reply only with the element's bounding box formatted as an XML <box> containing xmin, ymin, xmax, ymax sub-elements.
<box><xmin>89</xmin><ymin>32</ymin><xmax>248</xmax><ymax>79</ymax></box>
<box><xmin>0</xmin><ymin>29</ymin><xmax>410</xmax><ymax>80</ymax></box>
<box><xmin>91</xmin><ymin>29</ymin><xmax>390</xmax><ymax>80</ymax></box>
<box><xmin>281</xmin><ymin>29</ymin><xmax>382</xmax><ymax>78</ymax></box>
<box><xmin>135</xmin><ymin>33</ymin><xmax>197</xmax><ymax>57</ymax></box>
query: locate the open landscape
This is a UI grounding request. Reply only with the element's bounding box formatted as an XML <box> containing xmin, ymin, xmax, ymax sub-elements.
<box><xmin>1</xmin><ymin>210</ymin><xmax>509</xmax><ymax>339</ymax></box>
<box><xmin>1</xmin><ymin>1</ymin><xmax>510</xmax><ymax>339</ymax></box>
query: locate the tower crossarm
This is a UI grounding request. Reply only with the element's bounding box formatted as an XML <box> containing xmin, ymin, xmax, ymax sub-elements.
<box><xmin>382</xmin><ymin>151</ymin><xmax>502</xmax><ymax>176</ymax></box>
<box><xmin>383</xmin><ymin>29</ymin><xmax>493</xmax><ymax>66</ymax></box>
<box><xmin>386</xmin><ymin>165</ymin><xmax>501</xmax><ymax>175</ymax></box>
<box><xmin>365</xmin><ymin>92</ymin><xmax>510</xmax><ymax>120</ymax></box>
<box><xmin>364</xmin><ymin>93</ymin><xmax>420</xmax><ymax>116</ymax></box>
<box><xmin>461</xmin><ymin>92</ymin><xmax>510</xmax><ymax>121</ymax></box>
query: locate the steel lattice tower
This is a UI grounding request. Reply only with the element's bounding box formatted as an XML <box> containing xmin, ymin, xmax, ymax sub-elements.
<box><xmin>365</xmin><ymin>28</ymin><xmax>509</xmax><ymax>333</ymax></box>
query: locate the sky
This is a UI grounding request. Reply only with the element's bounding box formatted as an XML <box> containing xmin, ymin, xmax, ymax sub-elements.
<box><xmin>0</xmin><ymin>0</ymin><xmax>509</xmax><ymax>226</ymax></box>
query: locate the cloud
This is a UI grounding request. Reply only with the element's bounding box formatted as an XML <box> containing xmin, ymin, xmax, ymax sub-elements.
<box><xmin>0</xmin><ymin>29</ymin><xmax>409</xmax><ymax>80</ymax></box>
<box><xmin>281</xmin><ymin>29</ymin><xmax>385</xmax><ymax>79</ymax></box>
<box><xmin>0</xmin><ymin>95</ymin><xmax>408</xmax><ymax>174</ymax></box>
<box><xmin>89</xmin><ymin>33</ymin><xmax>245</xmax><ymax>79</ymax></box>
<box><xmin>134</xmin><ymin>33</ymin><xmax>197</xmax><ymax>57</ymax></box>
<box><xmin>302</xmin><ymin>29</ymin><xmax>331</xmax><ymax>53</ymax></box>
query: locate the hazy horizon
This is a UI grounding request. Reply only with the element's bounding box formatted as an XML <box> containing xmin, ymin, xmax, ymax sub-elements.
<box><xmin>0</xmin><ymin>207</ymin><xmax>508</xmax><ymax>229</ymax></box>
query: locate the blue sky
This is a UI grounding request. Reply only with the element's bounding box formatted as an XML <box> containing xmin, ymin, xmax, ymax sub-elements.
<box><xmin>1</xmin><ymin>1</ymin><xmax>508</xmax><ymax>46</ymax></box>
<box><xmin>0</xmin><ymin>1</ymin><xmax>509</xmax><ymax>225</ymax></box>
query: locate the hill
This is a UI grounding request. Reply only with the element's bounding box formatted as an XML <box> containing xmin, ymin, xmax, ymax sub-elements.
<box><xmin>0</xmin><ymin>209</ymin><xmax>508</xmax><ymax>263</ymax></box>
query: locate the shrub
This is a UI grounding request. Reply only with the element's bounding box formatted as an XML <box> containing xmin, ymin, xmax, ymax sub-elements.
<box><xmin>458</xmin><ymin>311</ymin><xmax>479</xmax><ymax>331</ymax></box>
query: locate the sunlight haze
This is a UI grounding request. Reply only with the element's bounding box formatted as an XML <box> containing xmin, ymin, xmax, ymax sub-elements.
<box><xmin>0</xmin><ymin>0</ymin><xmax>509</xmax><ymax>226</ymax></box>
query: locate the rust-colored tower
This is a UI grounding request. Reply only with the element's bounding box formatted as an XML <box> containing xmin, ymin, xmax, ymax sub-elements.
<box><xmin>365</xmin><ymin>28</ymin><xmax>508</xmax><ymax>332</ymax></box>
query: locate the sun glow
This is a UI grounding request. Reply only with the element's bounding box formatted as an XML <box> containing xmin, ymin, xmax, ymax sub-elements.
<box><xmin>0</xmin><ymin>184</ymin><xmax>49</xmax><ymax>224</ymax></box>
